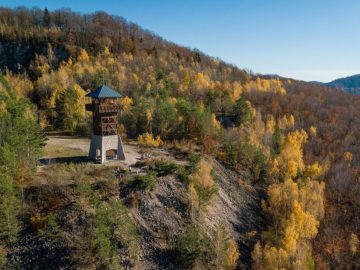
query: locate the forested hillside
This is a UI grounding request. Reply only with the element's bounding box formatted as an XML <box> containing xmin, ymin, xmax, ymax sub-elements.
<box><xmin>326</xmin><ymin>74</ymin><xmax>360</xmax><ymax>95</ymax></box>
<box><xmin>0</xmin><ymin>6</ymin><xmax>359</xmax><ymax>269</ymax></box>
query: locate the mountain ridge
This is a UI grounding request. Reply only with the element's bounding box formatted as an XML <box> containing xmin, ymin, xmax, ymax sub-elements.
<box><xmin>325</xmin><ymin>74</ymin><xmax>360</xmax><ymax>94</ymax></box>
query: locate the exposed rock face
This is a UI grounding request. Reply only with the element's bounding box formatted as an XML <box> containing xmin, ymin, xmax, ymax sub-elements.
<box><xmin>206</xmin><ymin>160</ymin><xmax>265</xmax><ymax>269</ymax></box>
<box><xmin>127</xmin><ymin>159</ymin><xmax>264</xmax><ymax>269</ymax></box>
<box><xmin>0</xmin><ymin>41</ymin><xmax>68</xmax><ymax>74</ymax></box>
<box><xmin>0</xmin><ymin>42</ymin><xmax>35</xmax><ymax>72</ymax></box>
<box><xmin>130</xmin><ymin>175</ymin><xmax>189</xmax><ymax>270</ymax></box>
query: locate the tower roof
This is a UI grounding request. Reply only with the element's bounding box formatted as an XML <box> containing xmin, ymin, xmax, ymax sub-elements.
<box><xmin>86</xmin><ymin>85</ymin><xmax>122</xmax><ymax>99</ymax></box>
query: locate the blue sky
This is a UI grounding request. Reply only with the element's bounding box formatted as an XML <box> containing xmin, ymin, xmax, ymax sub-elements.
<box><xmin>1</xmin><ymin>0</ymin><xmax>360</xmax><ymax>82</ymax></box>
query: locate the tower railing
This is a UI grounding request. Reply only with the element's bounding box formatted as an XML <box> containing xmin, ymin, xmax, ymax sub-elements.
<box><xmin>85</xmin><ymin>103</ymin><xmax>122</xmax><ymax>113</ymax></box>
<box><xmin>98</xmin><ymin>104</ymin><xmax>122</xmax><ymax>113</ymax></box>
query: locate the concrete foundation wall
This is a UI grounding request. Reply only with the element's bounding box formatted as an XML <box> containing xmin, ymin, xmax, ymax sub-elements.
<box><xmin>88</xmin><ymin>135</ymin><xmax>126</xmax><ymax>163</ymax></box>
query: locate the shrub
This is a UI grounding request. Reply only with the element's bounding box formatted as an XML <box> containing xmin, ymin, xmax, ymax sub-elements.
<box><xmin>92</xmin><ymin>198</ymin><xmax>139</xmax><ymax>267</ymax></box>
<box><xmin>176</xmin><ymin>166</ymin><xmax>191</xmax><ymax>185</ymax></box>
<box><xmin>0</xmin><ymin>245</ymin><xmax>6</xmax><ymax>267</ymax></box>
<box><xmin>306</xmin><ymin>254</ymin><xmax>315</xmax><ymax>270</ymax></box>
<box><xmin>188</xmin><ymin>183</ymin><xmax>200</xmax><ymax>213</ymax></box>
<box><xmin>188</xmin><ymin>154</ymin><xmax>201</xmax><ymax>173</ymax></box>
<box><xmin>172</xmin><ymin>139</ymin><xmax>196</xmax><ymax>154</ymax></box>
<box><xmin>30</xmin><ymin>213</ymin><xmax>48</xmax><ymax>231</ymax></box>
<box><xmin>172</xmin><ymin>226</ymin><xmax>204</xmax><ymax>268</ymax></box>
<box><xmin>110</xmin><ymin>198</ymin><xmax>139</xmax><ymax>263</ymax></box>
<box><xmin>31</xmin><ymin>212</ymin><xmax>61</xmax><ymax>237</ymax></box>
<box><xmin>134</xmin><ymin>161</ymin><xmax>146</xmax><ymax>168</ymax></box>
<box><xmin>92</xmin><ymin>202</ymin><xmax>117</xmax><ymax>267</ymax></box>
<box><xmin>194</xmin><ymin>184</ymin><xmax>218</xmax><ymax>206</ymax></box>
<box><xmin>180</xmin><ymin>158</ymin><xmax>218</xmax><ymax>209</ymax></box>
<box><xmin>153</xmin><ymin>160</ymin><xmax>178</xmax><ymax>176</ymax></box>
<box><xmin>126</xmin><ymin>172</ymin><xmax>157</xmax><ymax>192</ymax></box>
<box><xmin>45</xmin><ymin>213</ymin><xmax>61</xmax><ymax>237</ymax></box>
<box><xmin>172</xmin><ymin>225</ymin><xmax>217</xmax><ymax>268</ymax></box>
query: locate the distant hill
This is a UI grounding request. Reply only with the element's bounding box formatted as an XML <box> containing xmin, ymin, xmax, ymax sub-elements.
<box><xmin>326</xmin><ymin>74</ymin><xmax>360</xmax><ymax>94</ymax></box>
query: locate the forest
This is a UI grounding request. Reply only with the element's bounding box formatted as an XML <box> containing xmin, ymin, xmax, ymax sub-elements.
<box><xmin>0</xmin><ymin>6</ymin><xmax>359</xmax><ymax>269</ymax></box>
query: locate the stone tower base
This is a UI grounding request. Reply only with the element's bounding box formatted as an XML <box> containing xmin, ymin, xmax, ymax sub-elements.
<box><xmin>88</xmin><ymin>135</ymin><xmax>126</xmax><ymax>163</ymax></box>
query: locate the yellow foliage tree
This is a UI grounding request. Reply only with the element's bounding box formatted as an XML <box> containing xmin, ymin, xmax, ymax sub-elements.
<box><xmin>4</xmin><ymin>72</ymin><xmax>34</xmax><ymax>98</ymax></box>
<box><xmin>271</xmin><ymin>130</ymin><xmax>308</xmax><ymax>180</ymax></box>
<box><xmin>120</xmin><ymin>96</ymin><xmax>133</xmax><ymax>111</ymax></box>
<box><xmin>77</xmin><ymin>49</ymin><xmax>90</xmax><ymax>62</ymax></box>
<box><xmin>213</xmin><ymin>226</ymin><xmax>240</xmax><ymax>270</ymax></box>
<box><xmin>261</xmin><ymin>244</ymin><xmax>289</xmax><ymax>270</ymax></box>
<box><xmin>309</xmin><ymin>125</ymin><xmax>317</xmax><ymax>137</ymax></box>
<box><xmin>282</xmin><ymin>201</ymin><xmax>319</xmax><ymax>256</ymax></box>
<box><xmin>299</xmin><ymin>180</ymin><xmax>325</xmax><ymax>220</ymax></box>
<box><xmin>278</xmin><ymin>114</ymin><xmax>295</xmax><ymax>130</ymax></box>
<box><xmin>244</xmin><ymin>78</ymin><xmax>286</xmax><ymax>95</ymax></box>
<box><xmin>261</xmin><ymin>120</ymin><xmax>324</xmax><ymax>269</ymax></box>
<box><xmin>193</xmin><ymin>72</ymin><xmax>212</xmax><ymax>92</ymax></box>
<box><xmin>132</xmin><ymin>73</ymin><xmax>140</xmax><ymax>85</ymax></box>
<box><xmin>222</xmin><ymin>239</ymin><xmax>240</xmax><ymax>270</ymax></box>
<box><xmin>266</xmin><ymin>115</ymin><xmax>276</xmax><ymax>135</ymax></box>
<box><xmin>231</xmin><ymin>81</ymin><xmax>243</xmax><ymax>101</ymax></box>
<box><xmin>287</xmin><ymin>160</ymin><xmax>298</xmax><ymax>178</ymax></box>
<box><xmin>117</xmin><ymin>124</ymin><xmax>127</xmax><ymax>140</ymax></box>
<box><xmin>211</xmin><ymin>113</ymin><xmax>221</xmax><ymax>130</ymax></box>
<box><xmin>266</xmin><ymin>179</ymin><xmax>299</xmax><ymax>225</ymax></box>
<box><xmin>343</xmin><ymin>151</ymin><xmax>353</xmax><ymax>164</ymax></box>
<box><xmin>349</xmin><ymin>233</ymin><xmax>359</xmax><ymax>257</ymax></box>
<box><xmin>137</xmin><ymin>133</ymin><xmax>163</xmax><ymax>147</ymax></box>
<box><xmin>251</xmin><ymin>242</ymin><xmax>263</xmax><ymax>270</ymax></box>
<box><xmin>304</xmin><ymin>162</ymin><xmax>323</xmax><ymax>180</ymax></box>
<box><xmin>259</xmin><ymin>122</ymin><xmax>325</xmax><ymax>269</ymax></box>
<box><xmin>103</xmin><ymin>46</ymin><xmax>110</xmax><ymax>55</ymax></box>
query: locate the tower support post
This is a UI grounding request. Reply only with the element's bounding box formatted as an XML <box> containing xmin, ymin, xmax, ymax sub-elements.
<box><xmin>89</xmin><ymin>134</ymin><xmax>125</xmax><ymax>163</ymax></box>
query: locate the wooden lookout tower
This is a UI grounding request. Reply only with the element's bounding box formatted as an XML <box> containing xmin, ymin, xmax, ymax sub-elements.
<box><xmin>85</xmin><ymin>85</ymin><xmax>125</xmax><ymax>163</ymax></box>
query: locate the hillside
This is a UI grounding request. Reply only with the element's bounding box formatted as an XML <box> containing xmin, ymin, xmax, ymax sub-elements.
<box><xmin>3</xmin><ymin>139</ymin><xmax>263</xmax><ymax>269</ymax></box>
<box><xmin>326</xmin><ymin>74</ymin><xmax>360</xmax><ymax>94</ymax></box>
<box><xmin>0</xmin><ymin>6</ymin><xmax>359</xmax><ymax>270</ymax></box>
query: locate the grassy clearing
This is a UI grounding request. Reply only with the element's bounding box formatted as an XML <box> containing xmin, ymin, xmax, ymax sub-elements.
<box><xmin>43</xmin><ymin>145</ymin><xmax>87</xmax><ymax>158</ymax></box>
<box><xmin>35</xmin><ymin>163</ymin><xmax>116</xmax><ymax>186</ymax></box>
<box><xmin>42</xmin><ymin>136</ymin><xmax>89</xmax><ymax>158</ymax></box>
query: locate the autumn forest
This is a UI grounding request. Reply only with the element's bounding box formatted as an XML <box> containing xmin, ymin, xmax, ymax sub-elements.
<box><xmin>0</xmin><ymin>6</ymin><xmax>359</xmax><ymax>270</ymax></box>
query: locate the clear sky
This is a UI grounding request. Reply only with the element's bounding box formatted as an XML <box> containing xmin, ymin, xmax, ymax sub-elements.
<box><xmin>1</xmin><ymin>0</ymin><xmax>360</xmax><ymax>82</ymax></box>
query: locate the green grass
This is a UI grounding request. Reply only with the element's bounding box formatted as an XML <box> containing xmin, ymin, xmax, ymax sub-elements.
<box><xmin>43</xmin><ymin>145</ymin><xmax>87</xmax><ymax>158</ymax></box>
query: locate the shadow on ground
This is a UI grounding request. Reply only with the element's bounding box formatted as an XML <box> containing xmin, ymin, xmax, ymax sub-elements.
<box><xmin>39</xmin><ymin>156</ymin><xmax>92</xmax><ymax>165</ymax></box>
